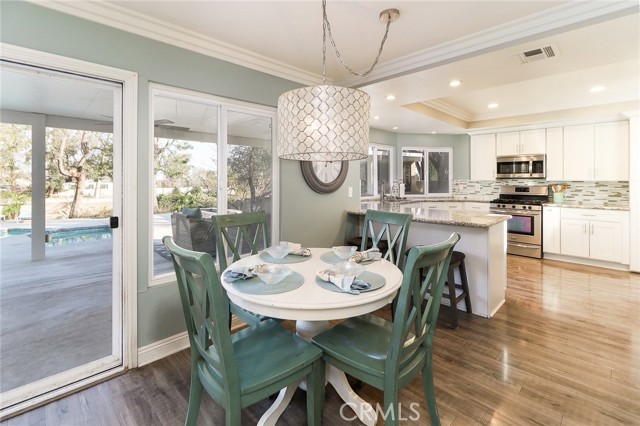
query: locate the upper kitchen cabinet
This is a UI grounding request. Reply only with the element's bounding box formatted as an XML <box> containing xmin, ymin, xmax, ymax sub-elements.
<box><xmin>470</xmin><ymin>134</ymin><xmax>496</xmax><ymax>181</ymax></box>
<box><xmin>496</xmin><ymin>129</ymin><xmax>546</xmax><ymax>156</ymax></box>
<box><xmin>594</xmin><ymin>121</ymin><xmax>629</xmax><ymax>181</ymax></box>
<box><xmin>546</xmin><ymin>127</ymin><xmax>563</xmax><ymax>180</ymax></box>
<box><xmin>563</xmin><ymin>121</ymin><xmax>629</xmax><ymax>181</ymax></box>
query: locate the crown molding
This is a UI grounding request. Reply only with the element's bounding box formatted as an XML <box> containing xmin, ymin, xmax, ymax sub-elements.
<box><xmin>342</xmin><ymin>0</ymin><xmax>640</xmax><ymax>87</ymax></box>
<box><xmin>28</xmin><ymin>0</ymin><xmax>638</xmax><ymax>89</ymax></box>
<box><xmin>418</xmin><ymin>100</ymin><xmax>473</xmax><ymax>123</ymax></box>
<box><xmin>28</xmin><ymin>0</ymin><xmax>323</xmax><ymax>86</ymax></box>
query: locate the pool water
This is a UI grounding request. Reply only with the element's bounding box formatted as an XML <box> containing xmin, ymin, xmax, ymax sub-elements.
<box><xmin>0</xmin><ymin>226</ymin><xmax>112</xmax><ymax>246</ymax></box>
<box><xmin>46</xmin><ymin>227</ymin><xmax>112</xmax><ymax>246</ymax></box>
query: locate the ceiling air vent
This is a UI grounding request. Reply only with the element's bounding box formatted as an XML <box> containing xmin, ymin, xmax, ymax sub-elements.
<box><xmin>518</xmin><ymin>45</ymin><xmax>558</xmax><ymax>63</ymax></box>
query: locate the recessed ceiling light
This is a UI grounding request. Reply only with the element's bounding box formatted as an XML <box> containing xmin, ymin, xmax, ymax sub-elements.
<box><xmin>392</xmin><ymin>126</ymin><xmax>399</xmax><ymax>130</ymax></box>
<box><xmin>590</xmin><ymin>85</ymin><xmax>606</xmax><ymax>93</ymax></box>
<box><xmin>431</xmin><ymin>131</ymin><xmax>437</xmax><ymax>134</ymax></box>
<box><xmin>487</xmin><ymin>103</ymin><xmax>499</xmax><ymax>109</ymax></box>
<box><xmin>449</xmin><ymin>80</ymin><xmax>462</xmax><ymax>87</ymax></box>
<box><xmin>373</xmin><ymin>115</ymin><xmax>380</xmax><ymax>120</ymax></box>
<box><xmin>386</xmin><ymin>94</ymin><xmax>396</xmax><ymax>101</ymax></box>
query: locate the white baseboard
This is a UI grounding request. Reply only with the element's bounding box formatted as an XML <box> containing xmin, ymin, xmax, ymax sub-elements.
<box><xmin>137</xmin><ymin>331</ymin><xmax>189</xmax><ymax>367</ymax></box>
<box><xmin>543</xmin><ymin>253</ymin><xmax>630</xmax><ymax>271</ymax></box>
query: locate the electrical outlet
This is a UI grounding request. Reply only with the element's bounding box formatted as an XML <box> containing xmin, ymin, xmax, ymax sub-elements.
<box><xmin>348</xmin><ymin>187</ymin><xmax>353</xmax><ymax>197</ymax></box>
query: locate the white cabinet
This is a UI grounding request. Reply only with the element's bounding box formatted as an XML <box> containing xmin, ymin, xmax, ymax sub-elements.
<box><xmin>560</xmin><ymin>208</ymin><xmax>628</xmax><ymax>263</ymax></box>
<box><xmin>543</xmin><ymin>206</ymin><xmax>561</xmax><ymax>254</ymax></box>
<box><xmin>594</xmin><ymin>121</ymin><xmax>629</xmax><ymax>181</ymax></box>
<box><xmin>496</xmin><ymin>129</ymin><xmax>546</xmax><ymax>156</ymax></box>
<box><xmin>470</xmin><ymin>134</ymin><xmax>496</xmax><ymax>181</ymax></box>
<box><xmin>545</xmin><ymin>127</ymin><xmax>563</xmax><ymax>180</ymax></box>
<box><xmin>563</xmin><ymin>124</ymin><xmax>594</xmax><ymax>180</ymax></box>
<box><xmin>563</xmin><ymin>121</ymin><xmax>629</xmax><ymax>181</ymax></box>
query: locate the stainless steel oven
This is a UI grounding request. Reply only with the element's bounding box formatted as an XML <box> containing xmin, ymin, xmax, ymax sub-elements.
<box><xmin>490</xmin><ymin>185</ymin><xmax>548</xmax><ymax>259</ymax></box>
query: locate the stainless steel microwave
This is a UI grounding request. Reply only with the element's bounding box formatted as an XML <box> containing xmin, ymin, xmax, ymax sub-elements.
<box><xmin>496</xmin><ymin>155</ymin><xmax>546</xmax><ymax>179</ymax></box>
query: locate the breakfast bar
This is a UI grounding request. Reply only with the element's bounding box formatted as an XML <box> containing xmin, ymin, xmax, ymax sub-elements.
<box><xmin>348</xmin><ymin>202</ymin><xmax>511</xmax><ymax>318</ymax></box>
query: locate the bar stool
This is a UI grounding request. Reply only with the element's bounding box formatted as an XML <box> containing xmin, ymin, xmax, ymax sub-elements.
<box><xmin>444</xmin><ymin>251</ymin><xmax>472</xmax><ymax>328</ymax></box>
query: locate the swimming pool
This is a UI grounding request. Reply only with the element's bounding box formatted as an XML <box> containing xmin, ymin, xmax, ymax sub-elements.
<box><xmin>0</xmin><ymin>226</ymin><xmax>112</xmax><ymax>246</ymax></box>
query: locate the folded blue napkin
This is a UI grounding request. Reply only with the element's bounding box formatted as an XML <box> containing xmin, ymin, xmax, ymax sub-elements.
<box><xmin>223</xmin><ymin>266</ymin><xmax>256</xmax><ymax>282</ymax></box>
<box><xmin>316</xmin><ymin>269</ymin><xmax>371</xmax><ymax>294</ymax></box>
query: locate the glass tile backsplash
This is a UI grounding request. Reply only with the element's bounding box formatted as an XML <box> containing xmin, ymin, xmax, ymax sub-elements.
<box><xmin>453</xmin><ymin>180</ymin><xmax>629</xmax><ymax>206</ymax></box>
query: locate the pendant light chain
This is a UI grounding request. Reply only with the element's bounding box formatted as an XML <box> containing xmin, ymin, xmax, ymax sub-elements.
<box><xmin>321</xmin><ymin>0</ymin><xmax>395</xmax><ymax>79</ymax></box>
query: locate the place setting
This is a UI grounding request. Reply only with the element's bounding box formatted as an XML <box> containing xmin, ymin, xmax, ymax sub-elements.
<box><xmin>320</xmin><ymin>246</ymin><xmax>382</xmax><ymax>265</ymax></box>
<box><xmin>258</xmin><ymin>241</ymin><xmax>312</xmax><ymax>264</ymax></box>
<box><xmin>223</xmin><ymin>264</ymin><xmax>304</xmax><ymax>295</ymax></box>
<box><xmin>315</xmin><ymin>260</ymin><xmax>386</xmax><ymax>295</ymax></box>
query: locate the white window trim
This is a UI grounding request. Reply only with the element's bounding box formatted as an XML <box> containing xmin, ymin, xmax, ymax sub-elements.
<box><xmin>148</xmin><ymin>84</ymin><xmax>278</xmax><ymax>286</ymax></box>
<box><xmin>401</xmin><ymin>146</ymin><xmax>453</xmax><ymax>198</ymax></box>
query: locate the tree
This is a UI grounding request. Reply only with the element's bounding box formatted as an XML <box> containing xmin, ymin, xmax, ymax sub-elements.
<box><xmin>227</xmin><ymin>145</ymin><xmax>271</xmax><ymax>212</ymax></box>
<box><xmin>154</xmin><ymin>137</ymin><xmax>192</xmax><ymax>188</ymax></box>
<box><xmin>0</xmin><ymin>123</ymin><xmax>32</xmax><ymax>193</ymax></box>
<box><xmin>46</xmin><ymin>128</ymin><xmax>113</xmax><ymax>218</ymax></box>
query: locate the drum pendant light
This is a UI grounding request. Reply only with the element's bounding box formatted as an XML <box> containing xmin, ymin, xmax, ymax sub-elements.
<box><xmin>277</xmin><ymin>1</ymin><xmax>399</xmax><ymax>161</ymax></box>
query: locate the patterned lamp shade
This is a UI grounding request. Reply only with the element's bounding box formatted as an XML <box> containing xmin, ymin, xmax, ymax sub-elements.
<box><xmin>277</xmin><ymin>84</ymin><xmax>370</xmax><ymax>161</ymax></box>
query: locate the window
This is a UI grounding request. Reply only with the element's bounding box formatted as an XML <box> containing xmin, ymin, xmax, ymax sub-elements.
<box><xmin>360</xmin><ymin>144</ymin><xmax>393</xmax><ymax>197</ymax></box>
<box><xmin>150</xmin><ymin>85</ymin><xmax>277</xmax><ymax>283</ymax></box>
<box><xmin>401</xmin><ymin>147</ymin><xmax>452</xmax><ymax>196</ymax></box>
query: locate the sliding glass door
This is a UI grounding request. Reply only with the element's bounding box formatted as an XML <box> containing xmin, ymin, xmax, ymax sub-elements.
<box><xmin>0</xmin><ymin>62</ymin><xmax>123</xmax><ymax>411</ymax></box>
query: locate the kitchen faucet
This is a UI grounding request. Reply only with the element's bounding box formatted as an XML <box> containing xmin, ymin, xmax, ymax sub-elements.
<box><xmin>379</xmin><ymin>180</ymin><xmax>387</xmax><ymax>202</ymax></box>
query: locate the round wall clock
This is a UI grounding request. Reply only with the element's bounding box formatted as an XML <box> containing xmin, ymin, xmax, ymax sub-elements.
<box><xmin>300</xmin><ymin>160</ymin><xmax>349</xmax><ymax>194</ymax></box>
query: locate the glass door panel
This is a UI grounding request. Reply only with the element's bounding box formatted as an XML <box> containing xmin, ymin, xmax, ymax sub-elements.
<box><xmin>0</xmin><ymin>63</ymin><xmax>122</xmax><ymax>409</ymax></box>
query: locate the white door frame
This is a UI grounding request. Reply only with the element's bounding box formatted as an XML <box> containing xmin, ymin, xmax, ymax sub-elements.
<box><xmin>0</xmin><ymin>43</ymin><xmax>138</xmax><ymax>418</ymax></box>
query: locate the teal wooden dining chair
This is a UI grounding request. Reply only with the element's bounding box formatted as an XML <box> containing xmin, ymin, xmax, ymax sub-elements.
<box><xmin>312</xmin><ymin>232</ymin><xmax>460</xmax><ymax>426</ymax></box>
<box><xmin>360</xmin><ymin>209</ymin><xmax>413</xmax><ymax>270</ymax></box>
<box><xmin>163</xmin><ymin>236</ymin><xmax>325</xmax><ymax>426</ymax></box>
<box><xmin>212</xmin><ymin>211</ymin><xmax>274</xmax><ymax>326</ymax></box>
<box><xmin>212</xmin><ymin>211</ymin><xmax>269</xmax><ymax>271</ymax></box>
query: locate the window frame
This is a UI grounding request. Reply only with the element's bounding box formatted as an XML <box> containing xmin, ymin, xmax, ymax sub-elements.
<box><xmin>401</xmin><ymin>146</ymin><xmax>453</xmax><ymax>198</ymax></box>
<box><xmin>148</xmin><ymin>84</ymin><xmax>278</xmax><ymax>286</ymax></box>
<box><xmin>360</xmin><ymin>143</ymin><xmax>395</xmax><ymax>198</ymax></box>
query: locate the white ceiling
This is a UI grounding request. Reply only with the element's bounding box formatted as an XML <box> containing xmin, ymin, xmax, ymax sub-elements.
<box><xmin>12</xmin><ymin>1</ymin><xmax>640</xmax><ymax>135</ymax></box>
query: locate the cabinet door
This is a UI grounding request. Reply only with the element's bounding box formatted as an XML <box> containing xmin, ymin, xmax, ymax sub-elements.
<box><xmin>520</xmin><ymin>129</ymin><xmax>546</xmax><ymax>154</ymax></box>
<box><xmin>496</xmin><ymin>132</ymin><xmax>520</xmax><ymax>156</ymax></box>
<box><xmin>546</xmin><ymin>127</ymin><xmax>563</xmax><ymax>180</ymax></box>
<box><xmin>563</xmin><ymin>124</ymin><xmax>594</xmax><ymax>180</ymax></box>
<box><xmin>543</xmin><ymin>206</ymin><xmax>561</xmax><ymax>254</ymax></box>
<box><xmin>590</xmin><ymin>220</ymin><xmax>622</xmax><ymax>262</ymax></box>
<box><xmin>470</xmin><ymin>134</ymin><xmax>496</xmax><ymax>180</ymax></box>
<box><xmin>560</xmin><ymin>218</ymin><xmax>590</xmax><ymax>258</ymax></box>
<box><xmin>594</xmin><ymin>121</ymin><xmax>629</xmax><ymax>181</ymax></box>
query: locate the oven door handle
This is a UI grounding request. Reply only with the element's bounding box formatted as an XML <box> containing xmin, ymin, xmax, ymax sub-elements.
<box><xmin>509</xmin><ymin>242</ymin><xmax>540</xmax><ymax>249</ymax></box>
<box><xmin>491</xmin><ymin>209</ymin><xmax>540</xmax><ymax>217</ymax></box>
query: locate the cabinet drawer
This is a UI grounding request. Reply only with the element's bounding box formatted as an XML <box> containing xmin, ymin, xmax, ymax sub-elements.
<box><xmin>560</xmin><ymin>208</ymin><xmax>623</xmax><ymax>222</ymax></box>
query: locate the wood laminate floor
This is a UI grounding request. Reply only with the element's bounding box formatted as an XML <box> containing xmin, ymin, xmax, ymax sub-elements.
<box><xmin>3</xmin><ymin>256</ymin><xmax>639</xmax><ymax>425</ymax></box>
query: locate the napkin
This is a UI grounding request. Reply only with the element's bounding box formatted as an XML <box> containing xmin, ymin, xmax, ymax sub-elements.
<box><xmin>349</xmin><ymin>247</ymin><xmax>382</xmax><ymax>263</ymax></box>
<box><xmin>283</xmin><ymin>241</ymin><xmax>311</xmax><ymax>257</ymax></box>
<box><xmin>316</xmin><ymin>269</ymin><xmax>371</xmax><ymax>294</ymax></box>
<box><xmin>223</xmin><ymin>266</ymin><xmax>256</xmax><ymax>282</ymax></box>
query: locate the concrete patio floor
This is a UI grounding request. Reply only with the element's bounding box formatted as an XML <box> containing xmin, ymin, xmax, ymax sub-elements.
<box><xmin>0</xmin><ymin>217</ymin><xmax>174</xmax><ymax>394</ymax></box>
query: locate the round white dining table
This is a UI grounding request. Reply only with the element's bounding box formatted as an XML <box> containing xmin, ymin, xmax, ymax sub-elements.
<box><xmin>221</xmin><ymin>247</ymin><xmax>403</xmax><ymax>426</ymax></box>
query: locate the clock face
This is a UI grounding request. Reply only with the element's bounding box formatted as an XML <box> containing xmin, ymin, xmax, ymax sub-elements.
<box><xmin>300</xmin><ymin>160</ymin><xmax>349</xmax><ymax>194</ymax></box>
<box><xmin>312</xmin><ymin>161</ymin><xmax>342</xmax><ymax>184</ymax></box>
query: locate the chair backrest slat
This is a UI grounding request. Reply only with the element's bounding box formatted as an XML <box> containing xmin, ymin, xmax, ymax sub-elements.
<box><xmin>213</xmin><ymin>211</ymin><xmax>269</xmax><ymax>271</ymax></box>
<box><xmin>361</xmin><ymin>209</ymin><xmax>413</xmax><ymax>269</ymax></box>
<box><xmin>163</xmin><ymin>236</ymin><xmax>241</xmax><ymax>397</ymax></box>
<box><xmin>387</xmin><ymin>233</ymin><xmax>460</xmax><ymax>377</ymax></box>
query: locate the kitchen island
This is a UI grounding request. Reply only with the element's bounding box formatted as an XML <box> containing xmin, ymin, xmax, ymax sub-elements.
<box><xmin>347</xmin><ymin>202</ymin><xmax>511</xmax><ymax>318</ymax></box>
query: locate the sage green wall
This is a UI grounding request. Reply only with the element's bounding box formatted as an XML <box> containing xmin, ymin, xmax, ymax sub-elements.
<box><xmin>397</xmin><ymin>133</ymin><xmax>470</xmax><ymax>180</ymax></box>
<box><xmin>1</xmin><ymin>1</ymin><xmax>305</xmax><ymax>347</ymax></box>
<box><xmin>1</xmin><ymin>2</ymin><xmax>470</xmax><ymax>348</ymax></box>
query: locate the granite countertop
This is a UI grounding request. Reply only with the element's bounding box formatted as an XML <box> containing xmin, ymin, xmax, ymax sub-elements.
<box><xmin>543</xmin><ymin>202</ymin><xmax>629</xmax><ymax>211</ymax></box>
<box><xmin>349</xmin><ymin>202</ymin><xmax>510</xmax><ymax>228</ymax></box>
<box><xmin>360</xmin><ymin>197</ymin><xmax>492</xmax><ymax>204</ymax></box>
